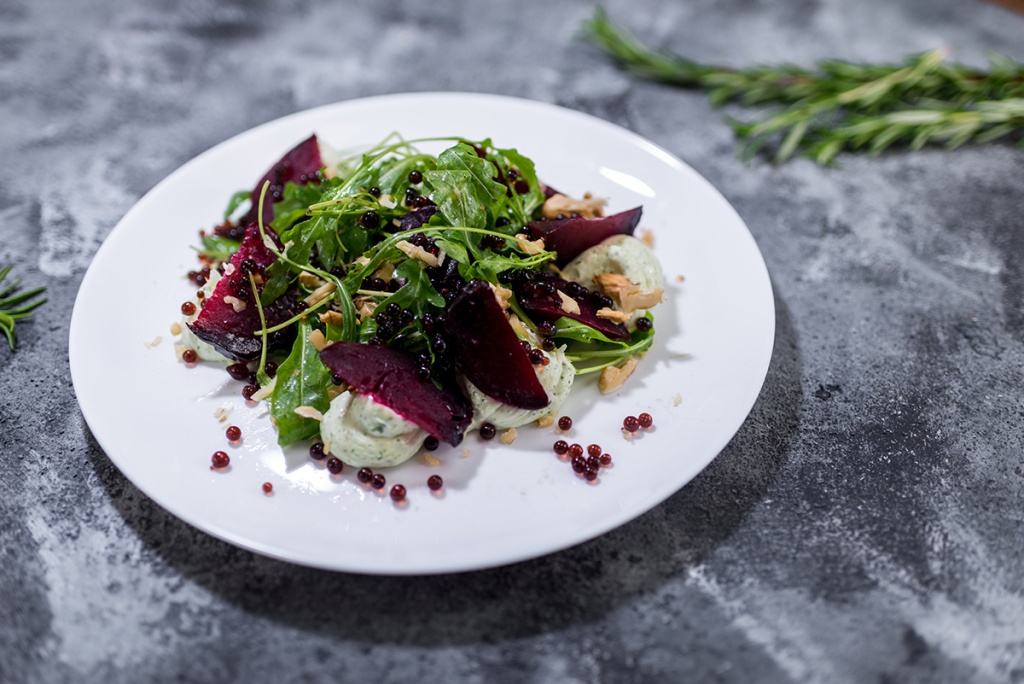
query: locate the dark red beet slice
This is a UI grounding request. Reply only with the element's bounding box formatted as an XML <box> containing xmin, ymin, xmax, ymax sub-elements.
<box><xmin>511</xmin><ymin>272</ymin><xmax>631</xmax><ymax>342</ymax></box>
<box><xmin>319</xmin><ymin>343</ymin><xmax>472</xmax><ymax>446</ymax></box>
<box><xmin>443</xmin><ymin>280</ymin><xmax>550</xmax><ymax>410</ymax></box>
<box><xmin>395</xmin><ymin>205</ymin><xmax>438</xmax><ymax>232</ymax></box>
<box><xmin>187</xmin><ymin>223</ymin><xmax>299</xmax><ymax>360</ymax></box>
<box><xmin>527</xmin><ymin>206</ymin><xmax>642</xmax><ymax>267</ymax></box>
<box><xmin>244</xmin><ymin>134</ymin><xmax>324</xmax><ymax>225</ymax></box>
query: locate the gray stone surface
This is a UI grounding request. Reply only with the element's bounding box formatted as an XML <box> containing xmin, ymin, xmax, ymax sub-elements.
<box><xmin>2</xmin><ymin>0</ymin><xmax>1023</xmax><ymax>682</ymax></box>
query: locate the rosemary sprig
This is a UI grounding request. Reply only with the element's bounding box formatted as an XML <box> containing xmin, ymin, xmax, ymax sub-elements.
<box><xmin>583</xmin><ymin>7</ymin><xmax>1024</xmax><ymax>163</ymax></box>
<box><xmin>0</xmin><ymin>265</ymin><xmax>46</xmax><ymax>351</ymax></box>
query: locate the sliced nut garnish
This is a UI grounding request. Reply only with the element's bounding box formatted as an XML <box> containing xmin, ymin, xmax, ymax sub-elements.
<box><xmin>223</xmin><ymin>295</ymin><xmax>246</xmax><ymax>312</ymax></box>
<box><xmin>423</xmin><ymin>453</ymin><xmax>442</xmax><ymax>467</ymax></box>
<box><xmin>596</xmin><ymin>307</ymin><xmax>630</xmax><ymax>323</ymax></box>
<box><xmin>169</xmin><ymin>322</ymin><xmax>182</xmax><ymax>335</ymax></box>
<box><xmin>499</xmin><ymin>428</ymin><xmax>517</xmax><ymax>445</ymax></box>
<box><xmin>541</xmin><ymin>192</ymin><xmax>607</xmax><ymax>220</ymax></box>
<box><xmin>599</xmin><ymin>356</ymin><xmax>640</xmax><ymax>394</ymax></box>
<box><xmin>557</xmin><ymin>290</ymin><xmax>580</xmax><ymax>315</ymax></box>
<box><xmin>308</xmin><ymin>329</ymin><xmax>329</xmax><ymax>351</ymax></box>
<box><xmin>490</xmin><ymin>283</ymin><xmax>513</xmax><ymax>310</ymax></box>
<box><xmin>372</xmin><ymin>261</ymin><xmax>395</xmax><ymax>283</ymax></box>
<box><xmin>299</xmin><ymin>272</ymin><xmax>325</xmax><ymax>288</ymax></box>
<box><xmin>294</xmin><ymin>405</ymin><xmax>323</xmax><ymax>421</ymax></box>
<box><xmin>593</xmin><ymin>273</ymin><xmax>664</xmax><ymax>313</ymax></box>
<box><xmin>355</xmin><ymin>295</ymin><xmax>377</xmax><ymax>320</ymax></box>
<box><xmin>304</xmin><ymin>281</ymin><xmax>337</xmax><ymax>307</ymax></box>
<box><xmin>514</xmin><ymin>234</ymin><xmax>546</xmax><ymax>255</ymax></box>
<box><xmin>319</xmin><ymin>310</ymin><xmax>345</xmax><ymax>327</ymax></box>
<box><xmin>396</xmin><ymin>240</ymin><xmax>440</xmax><ymax>266</ymax></box>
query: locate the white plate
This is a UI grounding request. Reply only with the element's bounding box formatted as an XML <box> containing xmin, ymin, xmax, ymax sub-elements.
<box><xmin>70</xmin><ymin>93</ymin><xmax>774</xmax><ymax>574</ymax></box>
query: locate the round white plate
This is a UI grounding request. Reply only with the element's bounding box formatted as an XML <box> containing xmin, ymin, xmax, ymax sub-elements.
<box><xmin>70</xmin><ymin>92</ymin><xmax>774</xmax><ymax>574</ymax></box>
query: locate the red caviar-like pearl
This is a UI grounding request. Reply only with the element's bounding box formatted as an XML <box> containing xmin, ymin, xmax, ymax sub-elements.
<box><xmin>600</xmin><ymin>453</ymin><xmax>612</xmax><ymax>466</ymax></box>
<box><xmin>557</xmin><ymin>416</ymin><xmax>573</xmax><ymax>431</ymax></box>
<box><xmin>390</xmin><ymin>484</ymin><xmax>407</xmax><ymax>502</ymax></box>
<box><xmin>357</xmin><ymin>467</ymin><xmax>373</xmax><ymax>483</ymax></box>
<box><xmin>226</xmin><ymin>425</ymin><xmax>241</xmax><ymax>441</ymax></box>
<box><xmin>623</xmin><ymin>416</ymin><xmax>640</xmax><ymax>432</ymax></box>
<box><xmin>587</xmin><ymin>444</ymin><xmax>602</xmax><ymax>457</ymax></box>
<box><xmin>309</xmin><ymin>442</ymin><xmax>326</xmax><ymax>461</ymax></box>
<box><xmin>262</xmin><ymin>482</ymin><xmax>273</xmax><ymax>494</ymax></box>
<box><xmin>371</xmin><ymin>473</ymin><xmax>386</xmax><ymax>489</ymax></box>
<box><xmin>181</xmin><ymin>301</ymin><xmax>196</xmax><ymax>316</ymax></box>
<box><xmin>242</xmin><ymin>384</ymin><xmax>259</xmax><ymax>400</ymax></box>
<box><xmin>427</xmin><ymin>475</ymin><xmax>443</xmax><ymax>491</ymax></box>
<box><xmin>211</xmin><ymin>451</ymin><xmax>230</xmax><ymax>469</ymax></box>
<box><xmin>571</xmin><ymin>455</ymin><xmax>586</xmax><ymax>473</ymax></box>
<box><xmin>568</xmin><ymin>443</ymin><xmax>584</xmax><ymax>458</ymax></box>
<box><xmin>638</xmin><ymin>412</ymin><xmax>653</xmax><ymax>428</ymax></box>
<box><xmin>553</xmin><ymin>440</ymin><xmax>569</xmax><ymax>455</ymax></box>
<box><xmin>182</xmin><ymin>349</ymin><xmax>198</xmax><ymax>364</ymax></box>
<box><xmin>326</xmin><ymin>457</ymin><xmax>343</xmax><ymax>474</ymax></box>
<box><xmin>584</xmin><ymin>467</ymin><xmax>599</xmax><ymax>481</ymax></box>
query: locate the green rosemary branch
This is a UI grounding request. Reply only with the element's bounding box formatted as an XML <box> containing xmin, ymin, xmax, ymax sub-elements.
<box><xmin>583</xmin><ymin>7</ymin><xmax>1024</xmax><ymax>163</ymax></box>
<box><xmin>0</xmin><ymin>266</ymin><xmax>47</xmax><ymax>351</ymax></box>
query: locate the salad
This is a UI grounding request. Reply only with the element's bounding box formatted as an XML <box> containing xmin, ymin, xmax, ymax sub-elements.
<box><xmin>177</xmin><ymin>133</ymin><xmax>664</xmax><ymax>469</ymax></box>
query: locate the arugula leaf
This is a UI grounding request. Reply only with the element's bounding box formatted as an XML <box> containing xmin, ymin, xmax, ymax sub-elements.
<box><xmin>269</xmin><ymin>317</ymin><xmax>334</xmax><ymax>446</ymax></box>
<box><xmin>492</xmin><ymin>145</ymin><xmax>546</xmax><ymax>223</ymax></box>
<box><xmin>193</xmin><ymin>235</ymin><xmax>240</xmax><ymax>261</ymax></box>
<box><xmin>222</xmin><ymin>190</ymin><xmax>251</xmax><ymax>221</ymax></box>
<box><xmin>426</xmin><ymin>143</ymin><xmax>508</xmax><ymax>229</ymax></box>
<box><xmin>379</xmin><ymin>259</ymin><xmax>444</xmax><ymax>314</ymax></box>
<box><xmin>0</xmin><ymin>266</ymin><xmax>46</xmax><ymax>351</ymax></box>
<box><xmin>270</xmin><ymin>181</ymin><xmax>328</xmax><ymax>231</ymax></box>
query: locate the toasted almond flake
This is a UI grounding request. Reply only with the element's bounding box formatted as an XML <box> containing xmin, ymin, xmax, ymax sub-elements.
<box><xmin>173</xmin><ymin>343</ymin><xmax>187</xmax><ymax>361</ymax></box>
<box><xmin>673</xmin><ymin>392</ymin><xmax>682</xmax><ymax>406</ymax></box>
<box><xmin>144</xmin><ymin>336</ymin><xmax>162</xmax><ymax>349</ymax></box>
<box><xmin>593</xmin><ymin>273</ymin><xmax>663</xmax><ymax>313</ymax></box>
<box><xmin>251</xmin><ymin>376</ymin><xmax>277</xmax><ymax>402</ymax></box>
<box><xmin>319</xmin><ymin>310</ymin><xmax>345</xmax><ymax>327</ymax></box>
<box><xmin>322</xmin><ymin>165</ymin><xmax>337</xmax><ymax>180</ymax></box>
<box><xmin>676</xmin><ymin>274</ymin><xmax>686</xmax><ymax>283</ymax></box>
<box><xmin>372</xmin><ymin>261</ymin><xmax>395</xmax><ymax>282</ymax></box>
<box><xmin>223</xmin><ymin>262</ymin><xmax>237</xmax><ymax>276</ymax></box>
<box><xmin>323</xmin><ymin>437</ymin><xmax>332</xmax><ymax>454</ymax></box>
<box><xmin>213</xmin><ymin>407</ymin><xmax>231</xmax><ymax>422</ymax></box>
<box><xmin>461</xmin><ymin>448</ymin><xmax>471</xmax><ymax>458</ymax></box>
<box><xmin>396</xmin><ymin>239</ymin><xmax>440</xmax><ymax>266</ymax></box>
<box><xmin>223</xmin><ymin>295</ymin><xmax>247</xmax><ymax>312</ymax></box>
<box><xmin>170</xmin><ymin>322</ymin><xmax>182</xmax><ymax>335</ymax></box>
<box><xmin>436</xmin><ymin>249</ymin><xmax>447</xmax><ymax>268</ymax></box>
<box><xmin>596</xmin><ymin>307</ymin><xmax>630</xmax><ymax>323</ymax></box>
<box><xmin>541</xmin><ymin>192</ymin><xmax>607</xmax><ymax>220</ymax></box>
<box><xmin>304</xmin><ymin>281</ymin><xmax>337</xmax><ymax>307</ymax></box>
<box><xmin>423</xmin><ymin>453</ymin><xmax>442</xmax><ymax>467</ymax></box>
<box><xmin>354</xmin><ymin>256</ymin><xmax>372</xmax><ymax>268</ymax></box>
<box><xmin>621</xmin><ymin>429</ymin><xmax>634</xmax><ymax>441</ymax></box>
<box><xmin>557</xmin><ymin>290</ymin><xmax>581</xmax><ymax>315</ymax></box>
<box><xmin>490</xmin><ymin>284</ymin><xmax>513</xmax><ymax>310</ymax></box>
<box><xmin>507</xmin><ymin>314</ymin><xmax>531</xmax><ymax>341</ymax></box>
<box><xmin>294</xmin><ymin>405</ymin><xmax>323</xmax><ymax>421</ymax></box>
<box><xmin>355</xmin><ymin>296</ymin><xmax>377</xmax><ymax>320</ymax></box>
<box><xmin>299</xmin><ymin>272</ymin><xmax>324</xmax><ymax>288</ymax></box>
<box><xmin>534</xmin><ymin>414</ymin><xmax>556</xmax><ymax>428</ymax></box>
<box><xmin>379</xmin><ymin>193</ymin><xmax>397</xmax><ymax>209</ymax></box>
<box><xmin>599</xmin><ymin>356</ymin><xmax>640</xmax><ymax>394</ymax></box>
<box><xmin>308</xmin><ymin>329</ymin><xmax>329</xmax><ymax>351</ymax></box>
<box><xmin>499</xmin><ymin>428</ymin><xmax>517</xmax><ymax>445</ymax></box>
<box><xmin>639</xmin><ymin>229</ymin><xmax>655</xmax><ymax>247</ymax></box>
<box><xmin>514</xmin><ymin>233</ymin><xmax>546</xmax><ymax>255</ymax></box>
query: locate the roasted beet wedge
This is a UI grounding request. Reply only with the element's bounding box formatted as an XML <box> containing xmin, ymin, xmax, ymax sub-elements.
<box><xmin>511</xmin><ymin>272</ymin><xmax>631</xmax><ymax>342</ymax></box>
<box><xmin>444</xmin><ymin>280</ymin><xmax>550</xmax><ymax>410</ymax></box>
<box><xmin>187</xmin><ymin>223</ymin><xmax>299</xmax><ymax>360</ymax></box>
<box><xmin>319</xmin><ymin>343</ymin><xmax>472</xmax><ymax>446</ymax></box>
<box><xmin>244</xmin><ymin>134</ymin><xmax>324</xmax><ymax>225</ymax></box>
<box><xmin>527</xmin><ymin>206</ymin><xmax>642</xmax><ymax>267</ymax></box>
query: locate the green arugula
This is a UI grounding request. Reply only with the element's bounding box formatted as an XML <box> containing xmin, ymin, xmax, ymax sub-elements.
<box><xmin>0</xmin><ymin>266</ymin><xmax>46</xmax><ymax>351</ymax></box>
<box><xmin>269</xmin><ymin>317</ymin><xmax>334</xmax><ymax>446</ymax></box>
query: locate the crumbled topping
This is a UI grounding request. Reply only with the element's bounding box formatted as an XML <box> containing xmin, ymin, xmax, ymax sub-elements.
<box><xmin>514</xmin><ymin>234</ymin><xmax>546</xmax><ymax>255</ymax></box>
<box><xmin>593</xmin><ymin>273</ymin><xmax>664</xmax><ymax>313</ymax></box>
<box><xmin>372</xmin><ymin>261</ymin><xmax>395</xmax><ymax>283</ymax></box>
<box><xmin>599</xmin><ymin>356</ymin><xmax>640</xmax><ymax>394</ymax></box>
<box><xmin>223</xmin><ymin>295</ymin><xmax>247</xmax><ymax>312</ymax></box>
<box><xmin>423</xmin><ymin>453</ymin><xmax>442</xmax><ymax>467</ymax></box>
<box><xmin>144</xmin><ymin>336</ymin><xmax>162</xmax><ymax>349</ymax></box>
<box><xmin>673</xmin><ymin>393</ymin><xmax>682</xmax><ymax>407</ymax></box>
<box><xmin>319</xmin><ymin>310</ymin><xmax>345</xmax><ymax>327</ymax></box>
<box><xmin>639</xmin><ymin>229</ymin><xmax>655</xmax><ymax>247</ymax></box>
<box><xmin>354</xmin><ymin>256</ymin><xmax>372</xmax><ymax>268</ymax></box>
<box><xmin>676</xmin><ymin>274</ymin><xmax>686</xmax><ymax>283</ymax></box>
<box><xmin>299</xmin><ymin>272</ymin><xmax>324</xmax><ymax>288</ymax></box>
<box><xmin>491</xmin><ymin>283</ymin><xmax>514</xmax><ymax>310</ymax></box>
<box><xmin>294</xmin><ymin>405</ymin><xmax>323</xmax><ymax>421</ymax></box>
<box><xmin>379</xmin><ymin>194</ymin><xmax>397</xmax><ymax>209</ymax></box>
<box><xmin>541</xmin><ymin>192</ymin><xmax>607</xmax><ymax>220</ymax></box>
<box><xmin>534</xmin><ymin>414</ymin><xmax>556</xmax><ymax>428</ymax></box>
<box><xmin>499</xmin><ymin>428</ymin><xmax>517</xmax><ymax>445</ymax></box>
<box><xmin>303</xmin><ymin>281</ymin><xmax>337</xmax><ymax>307</ymax></box>
<box><xmin>355</xmin><ymin>295</ymin><xmax>377</xmax><ymax>320</ymax></box>
<box><xmin>213</xmin><ymin>407</ymin><xmax>231</xmax><ymax>423</ymax></box>
<box><xmin>396</xmin><ymin>239</ymin><xmax>440</xmax><ymax>266</ymax></box>
<box><xmin>223</xmin><ymin>262</ymin><xmax>237</xmax><ymax>276</ymax></box>
<box><xmin>557</xmin><ymin>290</ymin><xmax>581</xmax><ymax>315</ymax></box>
<box><xmin>308</xmin><ymin>329</ymin><xmax>329</xmax><ymax>351</ymax></box>
<box><xmin>169</xmin><ymin>322</ymin><xmax>182</xmax><ymax>335</ymax></box>
<box><xmin>596</xmin><ymin>307</ymin><xmax>630</xmax><ymax>323</ymax></box>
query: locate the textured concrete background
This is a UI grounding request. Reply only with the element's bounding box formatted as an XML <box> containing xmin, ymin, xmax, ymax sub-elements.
<box><xmin>2</xmin><ymin>0</ymin><xmax>1024</xmax><ymax>682</ymax></box>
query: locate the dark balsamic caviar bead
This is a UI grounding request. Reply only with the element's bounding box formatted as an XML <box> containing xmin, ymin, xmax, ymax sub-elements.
<box><xmin>247</xmin><ymin>372</ymin><xmax>259</xmax><ymax>385</ymax></box>
<box><xmin>587</xmin><ymin>444</ymin><xmax>602</xmax><ymax>457</ymax></box>
<box><xmin>599</xmin><ymin>453</ymin><xmax>612</xmax><ymax>467</ymax></box>
<box><xmin>211</xmin><ymin>451</ymin><xmax>230</xmax><ymax>469</ymax></box>
<box><xmin>369</xmin><ymin>186</ymin><xmax>381</xmax><ymax>197</ymax></box>
<box><xmin>514</xmin><ymin>179</ymin><xmax>529</xmax><ymax>194</ymax></box>
<box><xmin>239</xmin><ymin>258</ymin><xmax>258</xmax><ymax>275</ymax></box>
<box><xmin>538</xmin><ymin>321</ymin><xmax>556</xmax><ymax>338</ymax></box>
<box><xmin>427</xmin><ymin>475</ymin><xmax>443</xmax><ymax>491</ymax></box>
<box><xmin>416</xmin><ymin>365</ymin><xmax>431</xmax><ymax>381</ymax></box>
<box><xmin>331</xmin><ymin>373</ymin><xmax>344</xmax><ymax>385</ymax></box>
<box><xmin>196</xmin><ymin>290</ymin><xmax>205</xmax><ymax>300</ymax></box>
<box><xmin>495</xmin><ymin>216</ymin><xmax>510</xmax><ymax>227</ymax></box>
<box><xmin>413</xmin><ymin>195</ymin><xmax>433</xmax><ymax>209</ymax></box>
<box><xmin>357</xmin><ymin>467</ymin><xmax>373</xmax><ymax>483</ymax></box>
<box><xmin>375</xmin><ymin>310</ymin><xmax>391</xmax><ymax>325</ymax></box>
<box><xmin>227</xmin><ymin>363</ymin><xmax>250</xmax><ymax>381</ymax></box>
<box><xmin>507</xmin><ymin>169</ymin><xmax>519</xmax><ymax>181</ymax></box>
<box><xmin>528</xmin><ymin>349</ymin><xmax>545</xmax><ymax>365</ymax></box>
<box><xmin>262</xmin><ymin>482</ymin><xmax>273</xmax><ymax>494</ymax></box>
<box><xmin>558</xmin><ymin>416</ymin><xmax>573</xmax><ymax>431</ymax></box>
<box><xmin>326</xmin><ymin>457</ymin><xmax>343</xmax><ymax>474</ymax></box>
<box><xmin>472</xmin><ymin>144</ymin><xmax>487</xmax><ymax>158</ymax></box>
<box><xmin>553</xmin><ymin>440</ymin><xmax>569</xmax><ymax>455</ymax></box>
<box><xmin>479</xmin><ymin>423</ymin><xmax>497</xmax><ymax>440</ymax></box>
<box><xmin>568</xmin><ymin>443</ymin><xmax>584</xmax><ymax>458</ymax></box>
<box><xmin>587</xmin><ymin>455</ymin><xmax>600</xmax><ymax>470</ymax></box>
<box><xmin>584</xmin><ymin>467</ymin><xmax>599</xmax><ymax>481</ymax></box>
<box><xmin>181</xmin><ymin>301</ymin><xmax>196</xmax><ymax>316</ymax></box>
<box><xmin>424</xmin><ymin>436</ymin><xmax>439</xmax><ymax>451</ymax></box>
<box><xmin>408</xmin><ymin>169</ymin><xmax>423</xmax><ymax>184</ymax></box>
<box><xmin>541</xmin><ymin>338</ymin><xmax>556</xmax><ymax>352</ymax></box>
<box><xmin>390</xmin><ymin>484</ymin><xmax>407</xmax><ymax>502</ymax></box>
<box><xmin>399</xmin><ymin>309</ymin><xmax>414</xmax><ymax>326</ymax></box>
<box><xmin>242</xmin><ymin>384</ymin><xmax>259</xmax><ymax>400</ymax></box>
<box><xmin>635</xmin><ymin>317</ymin><xmax>653</xmax><ymax>332</ymax></box>
<box><xmin>359</xmin><ymin>210</ymin><xmax>380</xmax><ymax>230</ymax></box>
<box><xmin>592</xmin><ymin>292</ymin><xmax>614</xmax><ymax>309</ymax></box>
<box><xmin>226</xmin><ymin>425</ymin><xmax>242</xmax><ymax>441</ymax></box>
<box><xmin>371</xmin><ymin>473</ymin><xmax>386</xmax><ymax>489</ymax></box>
<box><xmin>309</xmin><ymin>442</ymin><xmax>327</xmax><ymax>461</ymax></box>
<box><xmin>330</xmin><ymin>266</ymin><xmax>346</xmax><ymax>279</ymax></box>
<box><xmin>623</xmin><ymin>416</ymin><xmax>640</xmax><ymax>432</ymax></box>
<box><xmin>404</xmin><ymin>188</ymin><xmax>419</xmax><ymax>206</ymax></box>
<box><xmin>638</xmin><ymin>412</ymin><xmax>654</xmax><ymax>428</ymax></box>
<box><xmin>387</xmin><ymin>279</ymin><xmax>402</xmax><ymax>292</ymax></box>
<box><xmin>182</xmin><ymin>349</ymin><xmax>198</xmax><ymax>364</ymax></box>
<box><xmin>385</xmin><ymin>302</ymin><xmax>401</xmax><ymax>317</ymax></box>
<box><xmin>367</xmin><ymin>336</ymin><xmax>383</xmax><ymax>346</ymax></box>
<box><xmin>571</xmin><ymin>455</ymin><xmax>586</xmax><ymax>473</ymax></box>
<box><xmin>519</xmin><ymin>340</ymin><xmax>530</xmax><ymax>351</ymax></box>
<box><xmin>264</xmin><ymin>361</ymin><xmax>278</xmax><ymax>378</ymax></box>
